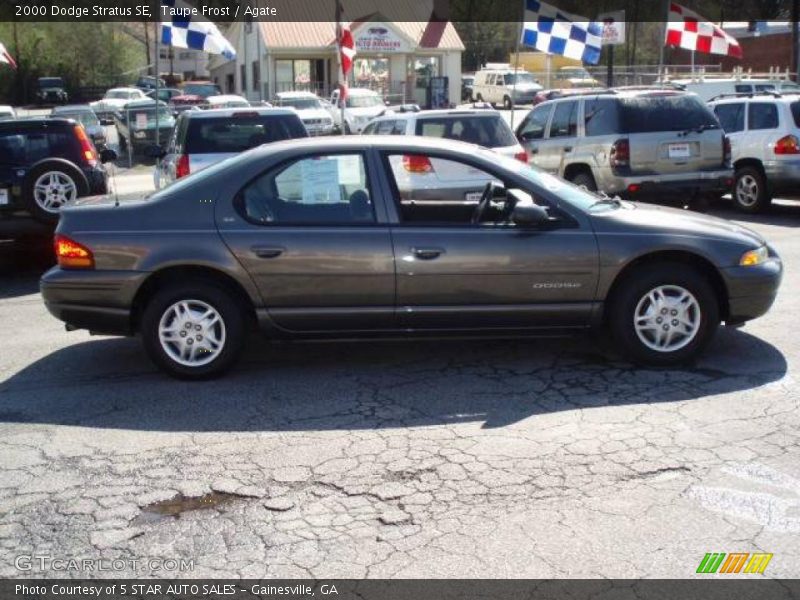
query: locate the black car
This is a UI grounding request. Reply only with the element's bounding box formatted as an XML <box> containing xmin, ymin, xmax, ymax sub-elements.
<box><xmin>0</xmin><ymin>118</ymin><xmax>114</xmax><ymax>230</ymax></box>
<box><xmin>114</xmin><ymin>100</ymin><xmax>176</xmax><ymax>154</ymax></box>
<box><xmin>36</xmin><ymin>77</ymin><xmax>68</xmax><ymax>105</ymax></box>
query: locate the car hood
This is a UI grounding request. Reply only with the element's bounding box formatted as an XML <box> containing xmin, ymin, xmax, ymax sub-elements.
<box><xmin>92</xmin><ymin>98</ymin><xmax>129</xmax><ymax>108</ymax></box>
<box><xmin>593</xmin><ymin>201</ymin><xmax>766</xmax><ymax>248</ymax></box>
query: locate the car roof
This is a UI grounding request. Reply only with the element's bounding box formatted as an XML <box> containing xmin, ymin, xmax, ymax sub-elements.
<box><xmin>709</xmin><ymin>92</ymin><xmax>800</xmax><ymax>104</ymax></box>
<box><xmin>344</xmin><ymin>88</ymin><xmax>379</xmax><ymax>96</ymax></box>
<box><xmin>182</xmin><ymin>106</ymin><xmax>297</xmax><ymax>119</ymax></box>
<box><xmin>0</xmin><ymin>117</ymin><xmax>73</xmax><ymax>129</ymax></box>
<box><xmin>276</xmin><ymin>91</ymin><xmax>319</xmax><ymax>98</ymax></box>
<box><xmin>207</xmin><ymin>94</ymin><xmax>248</xmax><ymax>101</ymax></box>
<box><xmin>124</xmin><ymin>99</ymin><xmax>168</xmax><ymax>108</ymax></box>
<box><xmin>107</xmin><ymin>87</ymin><xmax>142</xmax><ymax>93</ymax></box>
<box><xmin>251</xmin><ymin>135</ymin><xmax>486</xmax><ymax>156</ymax></box>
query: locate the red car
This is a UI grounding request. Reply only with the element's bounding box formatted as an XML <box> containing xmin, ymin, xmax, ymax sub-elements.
<box><xmin>170</xmin><ymin>80</ymin><xmax>223</xmax><ymax>107</ymax></box>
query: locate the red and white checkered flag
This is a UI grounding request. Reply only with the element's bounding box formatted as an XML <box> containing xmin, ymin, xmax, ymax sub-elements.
<box><xmin>0</xmin><ymin>41</ymin><xmax>17</xmax><ymax>70</ymax></box>
<box><xmin>665</xmin><ymin>2</ymin><xmax>742</xmax><ymax>59</ymax></box>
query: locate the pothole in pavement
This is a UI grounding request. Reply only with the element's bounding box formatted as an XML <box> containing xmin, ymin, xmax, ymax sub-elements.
<box><xmin>133</xmin><ymin>492</ymin><xmax>245</xmax><ymax>525</ymax></box>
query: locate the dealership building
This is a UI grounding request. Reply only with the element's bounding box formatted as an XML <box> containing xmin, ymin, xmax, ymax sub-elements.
<box><xmin>208</xmin><ymin>7</ymin><xmax>464</xmax><ymax>107</ymax></box>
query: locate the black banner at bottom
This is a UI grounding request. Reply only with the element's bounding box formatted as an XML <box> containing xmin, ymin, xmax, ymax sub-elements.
<box><xmin>3</xmin><ymin>580</ymin><xmax>800</xmax><ymax>600</ymax></box>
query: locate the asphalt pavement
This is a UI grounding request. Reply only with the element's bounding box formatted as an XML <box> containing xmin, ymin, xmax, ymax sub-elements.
<box><xmin>0</xmin><ymin>192</ymin><xmax>798</xmax><ymax>578</ymax></box>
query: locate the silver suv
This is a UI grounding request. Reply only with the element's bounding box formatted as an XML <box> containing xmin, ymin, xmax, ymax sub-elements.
<box><xmin>516</xmin><ymin>90</ymin><xmax>733</xmax><ymax>205</ymax></box>
<box><xmin>708</xmin><ymin>92</ymin><xmax>800</xmax><ymax>212</ymax></box>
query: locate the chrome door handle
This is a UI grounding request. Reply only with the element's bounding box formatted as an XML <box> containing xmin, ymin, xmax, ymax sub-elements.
<box><xmin>411</xmin><ymin>247</ymin><xmax>444</xmax><ymax>260</ymax></box>
<box><xmin>251</xmin><ymin>245</ymin><xmax>285</xmax><ymax>258</ymax></box>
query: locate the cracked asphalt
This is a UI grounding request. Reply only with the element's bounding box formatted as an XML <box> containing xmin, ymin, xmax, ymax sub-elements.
<box><xmin>0</xmin><ymin>200</ymin><xmax>798</xmax><ymax>579</ymax></box>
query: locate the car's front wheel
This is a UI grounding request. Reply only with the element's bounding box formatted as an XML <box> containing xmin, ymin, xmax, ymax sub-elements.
<box><xmin>141</xmin><ymin>282</ymin><xmax>246</xmax><ymax>379</ymax></box>
<box><xmin>608</xmin><ymin>263</ymin><xmax>719</xmax><ymax>366</ymax></box>
<box><xmin>503</xmin><ymin>95</ymin><xmax>513</xmax><ymax>110</ymax></box>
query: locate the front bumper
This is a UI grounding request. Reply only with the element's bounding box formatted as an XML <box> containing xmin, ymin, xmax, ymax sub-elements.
<box><xmin>721</xmin><ymin>255</ymin><xmax>783</xmax><ymax>325</ymax></box>
<box><xmin>603</xmin><ymin>168</ymin><xmax>734</xmax><ymax>198</ymax></box>
<box><xmin>40</xmin><ymin>267</ymin><xmax>145</xmax><ymax>335</ymax></box>
<box><xmin>763</xmin><ymin>159</ymin><xmax>800</xmax><ymax>197</ymax></box>
<box><xmin>304</xmin><ymin>123</ymin><xmax>335</xmax><ymax>136</ymax></box>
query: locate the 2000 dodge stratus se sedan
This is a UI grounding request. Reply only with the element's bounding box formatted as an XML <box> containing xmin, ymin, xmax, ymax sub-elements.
<box><xmin>41</xmin><ymin>137</ymin><xmax>782</xmax><ymax>379</ymax></box>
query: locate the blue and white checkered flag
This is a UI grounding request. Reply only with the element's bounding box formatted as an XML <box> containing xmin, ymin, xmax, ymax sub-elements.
<box><xmin>161</xmin><ymin>0</ymin><xmax>236</xmax><ymax>60</ymax></box>
<box><xmin>521</xmin><ymin>0</ymin><xmax>602</xmax><ymax>65</ymax></box>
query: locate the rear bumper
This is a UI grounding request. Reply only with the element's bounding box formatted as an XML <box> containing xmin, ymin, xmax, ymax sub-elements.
<box><xmin>721</xmin><ymin>256</ymin><xmax>783</xmax><ymax>325</ymax></box>
<box><xmin>40</xmin><ymin>267</ymin><xmax>145</xmax><ymax>335</ymax></box>
<box><xmin>602</xmin><ymin>168</ymin><xmax>734</xmax><ymax>198</ymax></box>
<box><xmin>763</xmin><ymin>160</ymin><xmax>800</xmax><ymax>196</ymax></box>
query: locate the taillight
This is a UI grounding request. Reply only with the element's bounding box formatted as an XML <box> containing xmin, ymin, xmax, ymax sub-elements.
<box><xmin>514</xmin><ymin>150</ymin><xmax>527</xmax><ymax>163</ymax></box>
<box><xmin>175</xmin><ymin>154</ymin><xmax>190</xmax><ymax>179</ymax></box>
<box><xmin>54</xmin><ymin>234</ymin><xmax>94</xmax><ymax>269</ymax></box>
<box><xmin>610</xmin><ymin>139</ymin><xmax>630</xmax><ymax>168</ymax></box>
<box><xmin>402</xmin><ymin>154</ymin><xmax>433</xmax><ymax>173</ymax></box>
<box><xmin>723</xmin><ymin>135</ymin><xmax>732</xmax><ymax>164</ymax></box>
<box><xmin>774</xmin><ymin>134</ymin><xmax>800</xmax><ymax>155</ymax></box>
<box><xmin>73</xmin><ymin>125</ymin><xmax>97</xmax><ymax>166</ymax></box>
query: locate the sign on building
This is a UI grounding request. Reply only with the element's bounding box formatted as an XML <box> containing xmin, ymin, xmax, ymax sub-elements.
<box><xmin>354</xmin><ymin>24</ymin><xmax>409</xmax><ymax>53</ymax></box>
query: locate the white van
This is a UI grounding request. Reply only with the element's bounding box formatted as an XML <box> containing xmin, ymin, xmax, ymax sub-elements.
<box><xmin>472</xmin><ymin>63</ymin><xmax>542</xmax><ymax>109</ymax></box>
<box><xmin>668</xmin><ymin>77</ymin><xmax>800</xmax><ymax>102</ymax></box>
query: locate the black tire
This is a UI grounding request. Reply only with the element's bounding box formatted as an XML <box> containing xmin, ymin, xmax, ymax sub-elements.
<box><xmin>22</xmin><ymin>160</ymin><xmax>89</xmax><ymax>224</ymax></box>
<box><xmin>733</xmin><ymin>166</ymin><xmax>771</xmax><ymax>213</ymax></box>
<box><xmin>476</xmin><ymin>93</ymin><xmax>483</xmax><ymax>102</ymax></box>
<box><xmin>569</xmin><ymin>170</ymin><xmax>597</xmax><ymax>192</ymax></box>
<box><xmin>140</xmin><ymin>281</ymin><xmax>246</xmax><ymax>379</ymax></box>
<box><xmin>608</xmin><ymin>263</ymin><xmax>720</xmax><ymax>367</ymax></box>
<box><xmin>503</xmin><ymin>95</ymin><xmax>513</xmax><ymax>110</ymax></box>
<box><xmin>344</xmin><ymin>121</ymin><xmax>352</xmax><ymax>135</ymax></box>
<box><xmin>118</xmin><ymin>133</ymin><xmax>127</xmax><ymax>152</ymax></box>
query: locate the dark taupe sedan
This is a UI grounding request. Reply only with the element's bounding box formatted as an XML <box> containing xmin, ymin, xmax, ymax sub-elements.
<box><xmin>41</xmin><ymin>137</ymin><xmax>782</xmax><ymax>379</ymax></box>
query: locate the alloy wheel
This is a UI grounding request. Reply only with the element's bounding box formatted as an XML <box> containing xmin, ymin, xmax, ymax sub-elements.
<box><xmin>735</xmin><ymin>174</ymin><xmax>759</xmax><ymax>208</ymax></box>
<box><xmin>633</xmin><ymin>285</ymin><xmax>701</xmax><ymax>353</ymax></box>
<box><xmin>33</xmin><ymin>171</ymin><xmax>77</xmax><ymax>213</ymax></box>
<box><xmin>158</xmin><ymin>299</ymin><xmax>227</xmax><ymax>367</ymax></box>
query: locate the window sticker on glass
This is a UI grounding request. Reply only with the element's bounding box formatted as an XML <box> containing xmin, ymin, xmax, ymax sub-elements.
<box><xmin>301</xmin><ymin>157</ymin><xmax>340</xmax><ymax>203</ymax></box>
<box><xmin>337</xmin><ymin>154</ymin><xmax>362</xmax><ymax>185</ymax></box>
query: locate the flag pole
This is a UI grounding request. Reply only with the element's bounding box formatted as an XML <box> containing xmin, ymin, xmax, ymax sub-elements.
<box><xmin>155</xmin><ymin>20</ymin><xmax>160</xmax><ymax>149</ymax></box>
<box><xmin>658</xmin><ymin>0</ymin><xmax>669</xmax><ymax>82</ymax></box>
<box><xmin>510</xmin><ymin>12</ymin><xmax>523</xmax><ymax>130</ymax></box>
<box><xmin>335</xmin><ymin>1</ymin><xmax>345</xmax><ymax>135</ymax></box>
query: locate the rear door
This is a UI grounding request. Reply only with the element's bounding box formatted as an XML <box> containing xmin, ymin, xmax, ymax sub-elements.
<box><xmin>216</xmin><ymin>150</ymin><xmax>395</xmax><ymax>332</ymax></box>
<box><xmin>745</xmin><ymin>102</ymin><xmax>781</xmax><ymax>161</ymax></box>
<box><xmin>622</xmin><ymin>94</ymin><xmax>723</xmax><ymax>175</ymax></box>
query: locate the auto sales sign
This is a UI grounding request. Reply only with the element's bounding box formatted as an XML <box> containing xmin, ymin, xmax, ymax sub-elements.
<box><xmin>354</xmin><ymin>23</ymin><xmax>409</xmax><ymax>53</ymax></box>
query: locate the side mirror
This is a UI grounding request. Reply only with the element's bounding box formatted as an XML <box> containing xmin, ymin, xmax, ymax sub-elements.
<box><xmin>512</xmin><ymin>203</ymin><xmax>551</xmax><ymax>227</ymax></box>
<box><xmin>144</xmin><ymin>144</ymin><xmax>166</xmax><ymax>159</ymax></box>
<box><xmin>99</xmin><ymin>148</ymin><xmax>117</xmax><ymax>164</ymax></box>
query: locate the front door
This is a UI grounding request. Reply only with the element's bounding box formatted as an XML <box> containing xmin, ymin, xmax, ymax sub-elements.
<box><xmin>380</xmin><ymin>151</ymin><xmax>599</xmax><ymax>330</ymax></box>
<box><xmin>217</xmin><ymin>151</ymin><xmax>395</xmax><ymax>332</ymax></box>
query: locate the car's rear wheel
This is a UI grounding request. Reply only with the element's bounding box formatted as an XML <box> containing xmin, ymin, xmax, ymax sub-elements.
<box><xmin>23</xmin><ymin>161</ymin><xmax>89</xmax><ymax>224</ymax></box>
<box><xmin>608</xmin><ymin>263</ymin><xmax>719</xmax><ymax>366</ymax></box>
<box><xmin>141</xmin><ymin>282</ymin><xmax>245</xmax><ymax>379</ymax></box>
<box><xmin>503</xmin><ymin>95</ymin><xmax>513</xmax><ymax>110</ymax></box>
<box><xmin>569</xmin><ymin>171</ymin><xmax>597</xmax><ymax>192</ymax></box>
<box><xmin>734</xmin><ymin>166</ymin><xmax>770</xmax><ymax>213</ymax></box>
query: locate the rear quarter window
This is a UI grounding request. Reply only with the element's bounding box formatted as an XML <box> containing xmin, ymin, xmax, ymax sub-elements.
<box><xmin>0</xmin><ymin>128</ymin><xmax>76</xmax><ymax>163</ymax></box>
<box><xmin>584</xmin><ymin>98</ymin><xmax>620</xmax><ymax>136</ymax></box>
<box><xmin>619</xmin><ymin>95</ymin><xmax>718</xmax><ymax>133</ymax></box>
<box><xmin>748</xmin><ymin>103</ymin><xmax>779</xmax><ymax>130</ymax></box>
<box><xmin>792</xmin><ymin>102</ymin><xmax>800</xmax><ymax>128</ymax></box>
<box><xmin>184</xmin><ymin>114</ymin><xmax>306</xmax><ymax>153</ymax></box>
<box><xmin>415</xmin><ymin>115</ymin><xmax>516</xmax><ymax>147</ymax></box>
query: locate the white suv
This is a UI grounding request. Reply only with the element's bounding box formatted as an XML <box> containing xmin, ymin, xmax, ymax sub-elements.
<box><xmin>709</xmin><ymin>92</ymin><xmax>800</xmax><ymax>212</ymax></box>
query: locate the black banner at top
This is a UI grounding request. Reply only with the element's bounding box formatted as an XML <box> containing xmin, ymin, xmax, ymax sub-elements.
<box><xmin>0</xmin><ymin>0</ymin><xmax>794</xmax><ymax>22</ymax></box>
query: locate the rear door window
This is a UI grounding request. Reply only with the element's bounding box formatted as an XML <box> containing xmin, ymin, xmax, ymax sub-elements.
<box><xmin>518</xmin><ymin>105</ymin><xmax>551</xmax><ymax>141</ymax></box>
<box><xmin>791</xmin><ymin>102</ymin><xmax>800</xmax><ymax>127</ymax></box>
<box><xmin>549</xmin><ymin>101</ymin><xmax>578</xmax><ymax>138</ymax></box>
<box><xmin>415</xmin><ymin>116</ymin><xmax>517</xmax><ymax>147</ymax></box>
<box><xmin>184</xmin><ymin>114</ymin><xmax>306</xmax><ymax>154</ymax></box>
<box><xmin>748</xmin><ymin>103</ymin><xmax>778</xmax><ymax>130</ymax></box>
<box><xmin>584</xmin><ymin>97</ymin><xmax>620</xmax><ymax>136</ymax></box>
<box><xmin>376</xmin><ymin>120</ymin><xmax>398</xmax><ymax>135</ymax></box>
<box><xmin>713</xmin><ymin>103</ymin><xmax>745</xmax><ymax>133</ymax></box>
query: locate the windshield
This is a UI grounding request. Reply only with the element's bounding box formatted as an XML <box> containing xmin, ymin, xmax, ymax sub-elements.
<box><xmin>39</xmin><ymin>78</ymin><xmax>64</xmax><ymax>88</ymax></box>
<box><xmin>489</xmin><ymin>150</ymin><xmax>610</xmax><ymax>212</ymax></box>
<box><xmin>416</xmin><ymin>115</ymin><xmax>517</xmax><ymax>147</ymax></box>
<box><xmin>503</xmin><ymin>73</ymin><xmax>537</xmax><ymax>85</ymax></box>
<box><xmin>183</xmin><ymin>83</ymin><xmax>221</xmax><ymax>98</ymax></box>
<box><xmin>126</xmin><ymin>107</ymin><xmax>174</xmax><ymax>125</ymax></box>
<box><xmin>106</xmin><ymin>90</ymin><xmax>134</xmax><ymax>99</ymax></box>
<box><xmin>55</xmin><ymin>111</ymin><xmax>100</xmax><ymax>127</ymax></box>
<box><xmin>346</xmin><ymin>95</ymin><xmax>383</xmax><ymax>108</ymax></box>
<box><xmin>184</xmin><ymin>114</ymin><xmax>307</xmax><ymax>153</ymax></box>
<box><xmin>278</xmin><ymin>97</ymin><xmax>322</xmax><ymax>110</ymax></box>
<box><xmin>619</xmin><ymin>95</ymin><xmax>719</xmax><ymax>133</ymax></box>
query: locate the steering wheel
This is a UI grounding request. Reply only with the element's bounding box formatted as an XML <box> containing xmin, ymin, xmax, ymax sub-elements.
<box><xmin>471</xmin><ymin>182</ymin><xmax>495</xmax><ymax>225</ymax></box>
